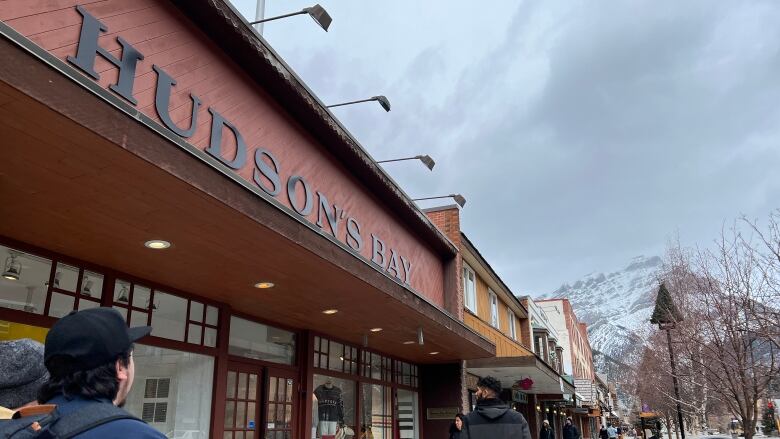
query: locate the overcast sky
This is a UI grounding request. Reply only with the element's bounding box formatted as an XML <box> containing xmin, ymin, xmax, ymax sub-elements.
<box><xmin>230</xmin><ymin>0</ymin><xmax>780</xmax><ymax>294</ymax></box>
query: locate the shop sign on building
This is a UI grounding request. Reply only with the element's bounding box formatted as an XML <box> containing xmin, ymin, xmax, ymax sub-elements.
<box><xmin>511</xmin><ymin>390</ymin><xmax>528</xmax><ymax>404</ymax></box>
<box><xmin>64</xmin><ymin>6</ymin><xmax>416</xmax><ymax>286</ymax></box>
<box><xmin>426</xmin><ymin>407</ymin><xmax>459</xmax><ymax>420</ymax></box>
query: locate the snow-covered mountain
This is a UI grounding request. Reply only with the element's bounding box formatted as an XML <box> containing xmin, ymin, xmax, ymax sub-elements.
<box><xmin>538</xmin><ymin>255</ymin><xmax>662</xmax><ymax>378</ymax></box>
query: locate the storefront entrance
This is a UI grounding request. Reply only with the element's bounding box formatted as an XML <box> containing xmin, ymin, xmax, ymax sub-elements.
<box><xmin>224</xmin><ymin>362</ymin><xmax>298</xmax><ymax>439</ymax></box>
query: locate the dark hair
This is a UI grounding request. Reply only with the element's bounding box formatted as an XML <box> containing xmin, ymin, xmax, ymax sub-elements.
<box><xmin>449</xmin><ymin>413</ymin><xmax>466</xmax><ymax>433</ymax></box>
<box><xmin>37</xmin><ymin>347</ymin><xmax>132</xmax><ymax>403</ymax></box>
<box><xmin>476</xmin><ymin>376</ymin><xmax>502</xmax><ymax>396</ymax></box>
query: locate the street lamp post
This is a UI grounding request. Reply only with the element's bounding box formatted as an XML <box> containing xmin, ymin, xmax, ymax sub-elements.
<box><xmin>651</xmin><ymin>283</ymin><xmax>685</xmax><ymax>439</ymax></box>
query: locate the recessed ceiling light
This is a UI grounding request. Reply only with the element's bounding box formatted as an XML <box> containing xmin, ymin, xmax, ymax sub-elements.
<box><xmin>322</xmin><ymin>309</ymin><xmax>338</xmax><ymax>315</ymax></box>
<box><xmin>144</xmin><ymin>240</ymin><xmax>171</xmax><ymax>249</ymax></box>
<box><xmin>370</xmin><ymin>328</ymin><xmax>383</xmax><ymax>332</ymax></box>
<box><xmin>254</xmin><ymin>282</ymin><xmax>275</xmax><ymax>289</ymax></box>
<box><xmin>402</xmin><ymin>340</ymin><xmax>415</xmax><ymax>345</ymax></box>
<box><xmin>429</xmin><ymin>351</ymin><xmax>439</xmax><ymax>355</ymax></box>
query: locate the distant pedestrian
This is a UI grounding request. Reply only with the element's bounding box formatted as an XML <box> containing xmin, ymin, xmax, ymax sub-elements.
<box><xmin>0</xmin><ymin>339</ymin><xmax>49</xmax><ymax>418</ymax></box>
<box><xmin>600</xmin><ymin>425</ymin><xmax>609</xmax><ymax>439</ymax></box>
<box><xmin>608</xmin><ymin>423</ymin><xmax>618</xmax><ymax>439</ymax></box>
<box><xmin>461</xmin><ymin>376</ymin><xmax>531</xmax><ymax>439</ymax></box>
<box><xmin>540</xmin><ymin>419</ymin><xmax>555</xmax><ymax>439</ymax></box>
<box><xmin>450</xmin><ymin>413</ymin><xmax>466</xmax><ymax>439</ymax></box>
<box><xmin>563</xmin><ymin>417</ymin><xmax>580</xmax><ymax>439</ymax></box>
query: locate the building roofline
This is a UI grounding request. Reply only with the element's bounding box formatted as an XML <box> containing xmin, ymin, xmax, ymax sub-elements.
<box><xmin>169</xmin><ymin>0</ymin><xmax>457</xmax><ymax>258</ymax></box>
<box><xmin>460</xmin><ymin>232</ymin><xmax>528</xmax><ymax>316</ymax></box>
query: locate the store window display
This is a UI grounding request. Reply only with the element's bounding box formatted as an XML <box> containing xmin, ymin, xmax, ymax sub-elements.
<box><xmin>361</xmin><ymin>383</ymin><xmax>392</xmax><ymax>439</ymax></box>
<box><xmin>312</xmin><ymin>374</ymin><xmax>354</xmax><ymax>439</ymax></box>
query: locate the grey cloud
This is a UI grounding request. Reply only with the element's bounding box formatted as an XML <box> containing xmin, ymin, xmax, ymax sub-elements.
<box><xmin>233</xmin><ymin>0</ymin><xmax>780</xmax><ymax>293</ymax></box>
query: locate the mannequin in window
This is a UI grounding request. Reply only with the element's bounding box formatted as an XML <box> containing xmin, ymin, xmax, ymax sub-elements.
<box><xmin>314</xmin><ymin>377</ymin><xmax>344</xmax><ymax>437</ymax></box>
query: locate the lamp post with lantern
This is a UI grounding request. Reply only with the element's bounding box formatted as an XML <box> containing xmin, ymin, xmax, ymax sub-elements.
<box><xmin>650</xmin><ymin>283</ymin><xmax>685</xmax><ymax>439</ymax></box>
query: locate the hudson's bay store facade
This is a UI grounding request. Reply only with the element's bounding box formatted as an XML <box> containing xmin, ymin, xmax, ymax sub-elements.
<box><xmin>0</xmin><ymin>1</ymin><xmax>494</xmax><ymax>438</ymax></box>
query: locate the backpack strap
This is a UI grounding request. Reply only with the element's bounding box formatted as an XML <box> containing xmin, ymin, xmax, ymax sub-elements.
<box><xmin>46</xmin><ymin>402</ymin><xmax>140</xmax><ymax>439</ymax></box>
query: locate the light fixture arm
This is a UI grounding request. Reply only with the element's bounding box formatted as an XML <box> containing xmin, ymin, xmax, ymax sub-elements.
<box><xmin>249</xmin><ymin>10</ymin><xmax>305</xmax><ymax>25</ymax></box>
<box><xmin>327</xmin><ymin>98</ymin><xmax>375</xmax><ymax>108</ymax></box>
<box><xmin>327</xmin><ymin>95</ymin><xmax>390</xmax><ymax>112</ymax></box>
<box><xmin>412</xmin><ymin>194</ymin><xmax>466</xmax><ymax>207</ymax></box>
<box><xmin>248</xmin><ymin>4</ymin><xmax>331</xmax><ymax>31</ymax></box>
<box><xmin>377</xmin><ymin>155</ymin><xmax>435</xmax><ymax>170</ymax></box>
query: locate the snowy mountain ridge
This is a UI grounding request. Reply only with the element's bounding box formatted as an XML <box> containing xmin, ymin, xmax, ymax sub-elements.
<box><xmin>537</xmin><ymin>255</ymin><xmax>662</xmax><ymax>376</ymax></box>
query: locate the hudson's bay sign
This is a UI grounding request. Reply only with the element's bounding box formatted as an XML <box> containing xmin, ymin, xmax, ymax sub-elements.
<box><xmin>66</xmin><ymin>6</ymin><xmax>413</xmax><ymax>285</ymax></box>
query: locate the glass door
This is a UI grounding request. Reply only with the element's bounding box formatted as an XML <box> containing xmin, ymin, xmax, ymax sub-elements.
<box><xmin>266</xmin><ymin>368</ymin><xmax>297</xmax><ymax>439</ymax></box>
<box><xmin>225</xmin><ymin>363</ymin><xmax>261</xmax><ymax>439</ymax></box>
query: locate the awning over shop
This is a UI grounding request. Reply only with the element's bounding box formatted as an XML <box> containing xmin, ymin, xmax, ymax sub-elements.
<box><xmin>466</xmin><ymin>355</ymin><xmax>575</xmax><ymax>395</ymax></box>
<box><xmin>0</xmin><ymin>27</ymin><xmax>496</xmax><ymax>364</ymax></box>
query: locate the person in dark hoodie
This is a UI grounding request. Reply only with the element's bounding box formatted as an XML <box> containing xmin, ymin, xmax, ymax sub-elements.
<box><xmin>563</xmin><ymin>417</ymin><xmax>581</xmax><ymax>439</ymax></box>
<box><xmin>449</xmin><ymin>413</ymin><xmax>466</xmax><ymax>439</ymax></box>
<box><xmin>540</xmin><ymin>419</ymin><xmax>555</xmax><ymax>439</ymax></box>
<box><xmin>461</xmin><ymin>376</ymin><xmax>531</xmax><ymax>439</ymax></box>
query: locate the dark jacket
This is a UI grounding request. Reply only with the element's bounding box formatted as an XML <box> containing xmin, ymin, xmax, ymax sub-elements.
<box><xmin>46</xmin><ymin>395</ymin><xmax>166</xmax><ymax>438</ymax></box>
<box><xmin>563</xmin><ymin>423</ymin><xmax>581</xmax><ymax>439</ymax></box>
<box><xmin>449</xmin><ymin>428</ymin><xmax>462</xmax><ymax>439</ymax></box>
<box><xmin>600</xmin><ymin>428</ymin><xmax>610</xmax><ymax>439</ymax></box>
<box><xmin>540</xmin><ymin>425</ymin><xmax>555</xmax><ymax>439</ymax></box>
<box><xmin>462</xmin><ymin>398</ymin><xmax>532</xmax><ymax>439</ymax></box>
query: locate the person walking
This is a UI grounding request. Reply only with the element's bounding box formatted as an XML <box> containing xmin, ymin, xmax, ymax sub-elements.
<box><xmin>600</xmin><ymin>425</ymin><xmax>609</xmax><ymax>439</ymax></box>
<box><xmin>563</xmin><ymin>417</ymin><xmax>580</xmax><ymax>439</ymax></box>
<box><xmin>2</xmin><ymin>308</ymin><xmax>165</xmax><ymax>438</ymax></box>
<box><xmin>607</xmin><ymin>423</ymin><xmax>618</xmax><ymax>439</ymax></box>
<box><xmin>540</xmin><ymin>419</ymin><xmax>555</xmax><ymax>439</ymax></box>
<box><xmin>449</xmin><ymin>413</ymin><xmax>466</xmax><ymax>439</ymax></box>
<box><xmin>461</xmin><ymin>376</ymin><xmax>531</xmax><ymax>439</ymax></box>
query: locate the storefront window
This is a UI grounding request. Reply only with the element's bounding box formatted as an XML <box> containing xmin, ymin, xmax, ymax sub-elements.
<box><xmin>314</xmin><ymin>336</ymin><xmax>358</xmax><ymax>375</ymax></box>
<box><xmin>396</xmin><ymin>389</ymin><xmax>419</xmax><ymax>439</ymax></box>
<box><xmin>229</xmin><ymin>316</ymin><xmax>295</xmax><ymax>364</ymax></box>
<box><xmin>361</xmin><ymin>352</ymin><xmax>391</xmax><ymax>382</ymax></box>
<box><xmin>361</xmin><ymin>383</ymin><xmax>392</xmax><ymax>439</ymax></box>
<box><xmin>393</xmin><ymin>361</ymin><xmax>418</xmax><ymax>388</ymax></box>
<box><xmin>114</xmin><ymin>280</ymin><xmax>218</xmax><ymax>348</ymax></box>
<box><xmin>312</xmin><ymin>374</ymin><xmax>355</xmax><ymax>438</ymax></box>
<box><xmin>125</xmin><ymin>344</ymin><xmax>214</xmax><ymax>439</ymax></box>
<box><xmin>0</xmin><ymin>246</ymin><xmax>51</xmax><ymax>314</ymax></box>
<box><xmin>151</xmin><ymin>291</ymin><xmax>187</xmax><ymax>341</ymax></box>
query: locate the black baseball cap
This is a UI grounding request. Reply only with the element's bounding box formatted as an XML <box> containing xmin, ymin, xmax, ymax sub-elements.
<box><xmin>44</xmin><ymin>307</ymin><xmax>152</xmax><ymax>375</ymax></box>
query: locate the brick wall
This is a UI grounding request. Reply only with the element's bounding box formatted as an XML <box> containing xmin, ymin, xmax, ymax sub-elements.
<box><xmin>425</xmin><ymin>206</ymin><xmax>464</xmax><ymax>320</ymax></box>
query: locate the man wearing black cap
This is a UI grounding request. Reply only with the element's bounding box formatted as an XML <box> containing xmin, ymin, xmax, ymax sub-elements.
<box><xmin>461</xmin><ymin>376</ymin><xmax>531</xmax><ymax>439</ymax></box>
<box><xmin>33</xmin><ymin>307</ymin><xmax>165</xmax><ymax>438</ymax></box>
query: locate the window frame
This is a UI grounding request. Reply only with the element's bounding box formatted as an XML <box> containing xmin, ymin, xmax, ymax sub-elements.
<box><xmin>463</xmin><ymin>264</ymin><xmax>477</xmax><ymax>313</ymax></box>
<box><xmin>508</xmin><ymin>309</ymin><xmax>516</xmax><ymax>340</ymax></box>
<box><xmin>488</xmin><ymin>289</ymin><xmax>499</xmax><ymax>328</ymax></box>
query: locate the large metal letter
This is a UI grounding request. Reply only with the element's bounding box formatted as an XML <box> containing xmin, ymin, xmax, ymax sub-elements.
<box><xmin>287</xmin><ymin>176</ymin><xmax>313</xmax><ymax>216</ymax></box>
<box><xmin>346</xmin><ymin>218</ymin><xmax>363</xmax><ymax>252</ymax></box>
<box><xmin>400</xmin><ymin>256</ymin><xmax>412</xmax><ymax>285</ymax></box>
<box><xmin>316</xmin><ymin>192</ymin><xmax>343</xmax><ymax>238</ymax></box>
<box><xmin>206</xmin><ymin>108</ymin><xmax>247</xmax><ymax>170</ymax></box>
<box><xmin>371</xmin><ymin>234</ymin><xmax>386</xmax><ymax>268</ymax></box>
<box><xmin>253</xmin><ymin>148</ymin><xmax>282</xmax><ymax>196</ymax></box>
<box><xmin>66</xmin><ymin>5</ymin><xmax>144</xmax><ymax>105</ymax></box>
<box><xmin>153</xmin><ymin>65</ymin><xmax>201</xmax><ymax>137</ymax></box>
